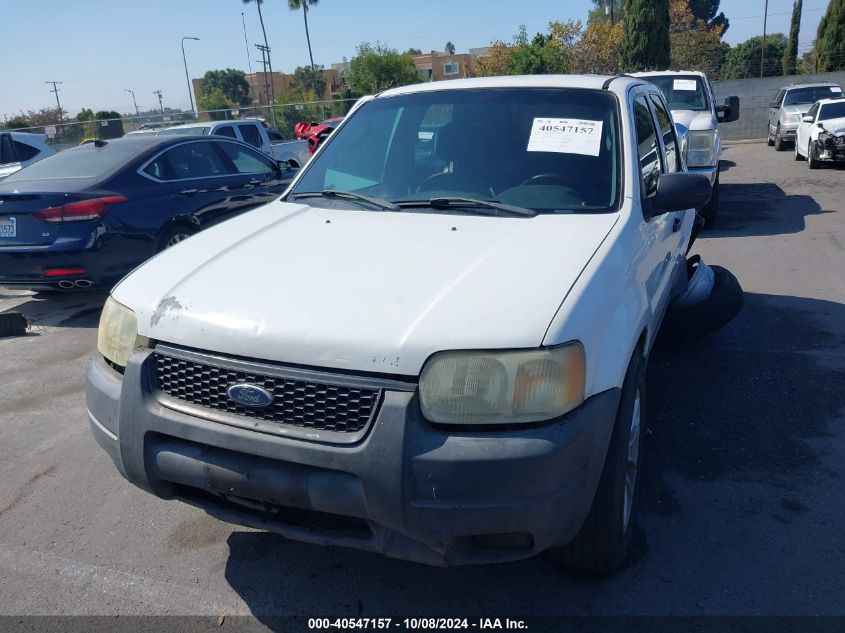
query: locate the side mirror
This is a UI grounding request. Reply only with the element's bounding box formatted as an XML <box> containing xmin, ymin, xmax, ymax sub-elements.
<box><xmin>803</xmin><ymin>115</ymin><xmax>815</xmax><ymax>123</ymax></box>
<box><xmin>718</xmin><ymin>96</ymin><xmax>741</xmax><ymax>122</ymax></box>
<box><xmin>650</xmin><ymin>173</ymin><xmax>712</xmax><ymax>215</ymax></box>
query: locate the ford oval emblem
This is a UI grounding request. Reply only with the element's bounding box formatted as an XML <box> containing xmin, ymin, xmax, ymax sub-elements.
<box><xmin>227</xmin><ymin>383</ymin><xmax>274</xmax><ymax>408</ymax></box>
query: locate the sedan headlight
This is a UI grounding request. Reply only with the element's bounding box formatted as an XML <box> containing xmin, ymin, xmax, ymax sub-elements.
<box><xmin>783</xmin><ymin>112</ymin><xmax>801</xmax><ymax>125</ymax></box>
<box><xmin>686</xmin><ymin>130</ymin><xmax>717</xmax><ymax>168</ymax></box>
<box><xmin>97</xmin><ymin>296</ymin><xmax>149</xmax><ymax>368</ymax></box>
<box><xmin>419</xmin><ymin>344</ymin><xmax>586</xmax><ymax>425</ymax></box>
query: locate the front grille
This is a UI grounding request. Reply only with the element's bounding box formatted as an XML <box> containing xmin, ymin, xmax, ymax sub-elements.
<box><xmin>152</xmin><ymin>352</ymin><xmax>381</xmax><ymax>433</ymax></box>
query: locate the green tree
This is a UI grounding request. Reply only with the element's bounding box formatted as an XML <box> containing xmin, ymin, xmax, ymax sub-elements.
<box><xmin>689</xmin><ymin>0</ymin><xmax>729</xmax><ymax>33</ymax></box>
<box><xmin>670</xmin><ymin>0</ymin><xmax>728</xmax><ymax>75</ymax></box>
<box><xmin>404</xmin><ymin>47</ymin><xmax>422</xmax><ymax>55</ymax></box>
<box><xmin>619</xmin><ymin>0</ymin><xmax>670</xmax><ymax>71</ymax></box>
<box><xmin>445</xmin><ymin>41</ymin><xmax>456</xmax><ymax>55</ymax></box>
<box><xmin>196</xmin><ymin>88</ymin><xmax>235</xmax><ymax>120</ymax></box>
<box><xmin>720</xmin><ymin>33</ymin><xmax>787</xmax><ymax>79</ymax></box>
<box><xmin>292</xmin><ymin>64</ymin><xmax>327</xmax><ymax>99</ymax></box>
<box><xmin>289</xmin><ymin>0</ymin><xmax>319</xmax><ymax>68</ymax></box>
<box><xmin>815</xmin><ymin>0</ymin><xmax>845</xmax><ymax>72</ymax></box>
<box><xmin>94</xmin><ymin>110</ymin><xmax>125</xmax><ymax>139</ymax></box>
<box><xmin>4</xmin><ymin>116</ymin><xmax>29</xmax><ymax>130</ymax></box>
<box><xmin>783</xmin><ymin>0</ymin><xmax>802</xmax><ymax>76</ymax></box>
<box><xmin>345</xmin><ymin>42</ymin><xmax>420</xmax><ymax>94</ymax></box>
<box><xmin>199</xmin><ymin>69</ymin><xmax>251</xmax><ymax>107</ymax></box>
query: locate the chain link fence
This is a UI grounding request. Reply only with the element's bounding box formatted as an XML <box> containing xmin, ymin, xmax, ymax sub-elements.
<box><xmin>4</xmin><ymin>99</ymin><xmax>358</xmax><ymax>152</ymax></box>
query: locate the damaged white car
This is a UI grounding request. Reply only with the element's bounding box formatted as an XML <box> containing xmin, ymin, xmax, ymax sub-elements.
<box><xmin>794</xmin><ymin>96</ymin><xmax>845</xmax><ymax>168</ymax></box>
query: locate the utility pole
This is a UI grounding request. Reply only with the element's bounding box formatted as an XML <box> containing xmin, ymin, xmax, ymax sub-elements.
<box><xmin>182</xmin><ymin>36</ymin><xmax>200</xmax><ymax>119</ymax></box>
<box><xmin>124</xmin><ymin>89</ymin><xmax>140</xmax><ymax>117</ymax></box>
<box><xmin>45</xmin><ymin>81</ymin><xmax>63</xmax><ymax>120</ymax></box>
<box><xmin>153</xmin><ymin>90</ymin><xmax>165</xmax><ymax>118</ymax></box>
<box><xmin>761</xmin><ymin>0</ymin><xmax>769</xmax><ymax>78</ymax></box>
<box><xmin>255</xmin><ymin>43</ymin><xmax>277</xmax><ymax>127</ymax></box>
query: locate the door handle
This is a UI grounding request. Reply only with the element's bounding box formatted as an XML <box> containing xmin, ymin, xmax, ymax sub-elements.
<box><xmin>179</xmin><ymin>188</ymin><xmax>198</xmax><ymax>196</ymax></box>
<box><xmin>672</xmin><ymin>216</ymin><xmax>682</xmax><ymax>232</ymax></box>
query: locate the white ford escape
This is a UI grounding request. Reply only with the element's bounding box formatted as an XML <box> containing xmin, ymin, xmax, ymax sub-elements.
<box><xmin>87</xmin><ymin>75</ymin><xmax>710</xmax><ymax>572</ymax></box>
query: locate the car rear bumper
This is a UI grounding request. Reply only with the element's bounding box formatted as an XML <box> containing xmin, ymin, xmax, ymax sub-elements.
<box><xmin>0</xmin><ymin>243</ymin><xmax>115</xmax><ymax>289</ymax></box>
<box><xmin>87</xmin><ymin>350</ymin><xmax>621</xmax><ymax>566</ymax></box>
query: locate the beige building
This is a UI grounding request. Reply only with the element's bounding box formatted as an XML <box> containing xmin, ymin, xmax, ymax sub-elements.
<box><xmin>412</xmin><ymin>51</ymin><xmax>475</xmax><ymax>81</ymax></box>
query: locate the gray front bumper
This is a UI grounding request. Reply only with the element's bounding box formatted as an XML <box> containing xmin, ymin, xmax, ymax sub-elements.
<box><xmin>87</xmin><ymin>350</ymin><xmax>620</xmax><ymax>566</ymax></box>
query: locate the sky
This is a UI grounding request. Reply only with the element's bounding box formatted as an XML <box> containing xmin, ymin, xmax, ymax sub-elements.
<box><xmin>0</xmin><ymin>0</ymin><xmax>831</xmax><ymax>119</ymax></box>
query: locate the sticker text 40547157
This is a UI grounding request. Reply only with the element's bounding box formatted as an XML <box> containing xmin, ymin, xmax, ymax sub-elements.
<box><xmin>526</xmin><ymin>118</ymin><xmax>604</xmax><ymax>157</ymax></box>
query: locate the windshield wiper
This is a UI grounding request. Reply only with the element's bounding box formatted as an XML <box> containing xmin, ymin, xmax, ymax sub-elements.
<box><xmin>395</xmin><ymin>197</ymin><xmax>536</xmax><ymax>218</ymax></box>
<box><xmin>288</xmin><ymin>190</ymin><xmax>399</xmax><ymax>211</ymax></box>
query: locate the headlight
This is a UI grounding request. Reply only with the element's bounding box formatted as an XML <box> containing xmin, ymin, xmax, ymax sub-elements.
<box><xmin>686</xmin><ymin>130</ymin><xmax>717</xmax><ymax>168</ymax></box>
<box><xmin>97</xmin><ymin>296</ymin><xmax>149</xmax><ymax>368</ymax></box>
<box><xmin>419</xmin><ymin>344</ymin><xmax>586</xmax><ymax>425</ymax></box>
<box><xmin>783</xmin><ymin>113</ymin><xmax>801</xmax><ymax>125</ymax></box>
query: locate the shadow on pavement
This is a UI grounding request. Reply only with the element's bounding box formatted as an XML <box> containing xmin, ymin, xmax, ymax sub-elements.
<box><xmin>702</xmin><ymin>182</ymin><xmax>833</xmax><ymax>238</ymax></box>
<box><xmin>221</xmin><ymin>293</ymin><xmax>845</xmax><ymax>619</ymax></box>
<box><xmin>0</xmin><ymin>289</ymin><xmax>107</xmax><ymax>330</ymax></box>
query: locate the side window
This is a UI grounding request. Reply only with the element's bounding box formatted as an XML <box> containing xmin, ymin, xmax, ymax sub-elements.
<box><xmin>216</xmin><ymin>126</ymin><xmax>237</xmax><ymax>138</ymax></box>
<box><xmin>807</xmin><ymin>103</ymin><xmax>819</xmax><ymax>119</ymax></box>
<box><xmin>774</xmin><ymin>90</ymin><xmax>785</xmax><ymax>106</ymax></box>
<box><xmin>649</xmin><ymin>95</ymin><xmax>680</xmax><ymax>173</ymax></box>
<box><xmin>0</xmin><ymin>134</ymin><xmax>19</xmax><ymax>165</ymax></box>
<box><xmin>143</xmin><ymin>154</ymin><xmax>172</xmax><ymax>180</ymax></box>
<box><xmin>155</xmin><ymin>142</ymin><xmax>231</xmax><ymax>180</ymax></box>
<box><xmin>634</xmin><ymin>96</ymin><xmax>661</xmax><ymax>198</ymax></box>
<box><xmin>13</xmin><ymin>141</ymin><xmax>39</xmax><ymax>161</ymax></box>
<box><xmin>238</xmin><ymin>124</ymin><xmax>262</xmax><ymax>148</ymax></box>
<box><xmin>216</xmin><ymin>141</ymin><xmax>275</xmax><ymax>174</ymax></box>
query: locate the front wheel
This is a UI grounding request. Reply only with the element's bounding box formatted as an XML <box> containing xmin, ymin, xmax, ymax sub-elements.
<box><xmin>699</xmin><ymin>171</ymin><xmax>720</xmax><ymax>227</ymax></box>
<box><xmin>549</xmin><ymin>350</ymin><xmax>645</xmax><ymax>573</ymax></box>
<box><xmin>794</xmin><ymin>141</ymin><xmax>804</xmax><ymax>161</ymax></box>
<box><xmin>774</xmin><ymin>126</ymin><xmax>787</xmax><ymax>151</ymax></box>
<box><xmin>766</xmin><ymin>124</ymin><xmax>775</xmax><ymax>146</ymax></box>
<box><xmin>808</xmin><ymin>141</ymin><xmax>822</xmax><ymax>169</ymax></box>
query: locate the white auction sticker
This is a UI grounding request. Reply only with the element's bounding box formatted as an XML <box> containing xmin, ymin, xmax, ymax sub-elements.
<box><xmin>673</xmin><ymin>79</ymin><xmax>697</xmax><ymax>91</ymax></box>
<box><xmin>832</xmin><ymin>87</ymin><xmax>842</xmax><ymax>93</ymax></box>
<box><xmin>526</xmin><ymin>118</ymin><xmax>603</xmax><ymax>157</ymax></box>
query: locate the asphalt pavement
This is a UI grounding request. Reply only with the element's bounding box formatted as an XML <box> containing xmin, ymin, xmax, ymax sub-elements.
<box><xmin>0</xmin><ymin>142</ymin><xmax>843</xmax><ymax>620</ymax></box>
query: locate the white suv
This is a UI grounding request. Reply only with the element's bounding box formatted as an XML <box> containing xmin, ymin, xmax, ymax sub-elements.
<box><xmin>87</xmin><ymin>75</ymin><xmax>710</xmax><ymax>572</ymax></box>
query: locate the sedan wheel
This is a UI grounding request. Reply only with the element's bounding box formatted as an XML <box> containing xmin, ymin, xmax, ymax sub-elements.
<box><xmin>157</xmin><ymin>226</ymin><xmax>197</xmax><ymax>253</ymax></box>
<box><xmin>166</xmin><ymin>232</ymin><xmax>191</xmax><ymax>248</ymax></box>
<box><xmin>794</xmin><ymin>141</ymin><xmax>803</xmax><ymax>161</ymax></box>
<box><xmin>808</xmin><ymin>141</ymin><xmax>821</xmax><ymax>169</ymax></box>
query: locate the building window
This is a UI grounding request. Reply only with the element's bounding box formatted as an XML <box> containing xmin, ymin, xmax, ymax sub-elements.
<box><xmin>443</xmin><ymin>62</ymin><xmax>460</xmax><ymax>76</ymax></box>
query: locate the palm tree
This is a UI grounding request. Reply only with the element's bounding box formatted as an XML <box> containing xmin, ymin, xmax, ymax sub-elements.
<box><xmin>288</xmin><ymin>0</ymin><xmax>319</xmax><ymax>68</ymax></box>
<box><xmin>242</xmin><ymin>0</ymin><xmax>275</xmax><ymax>105</ymax></box>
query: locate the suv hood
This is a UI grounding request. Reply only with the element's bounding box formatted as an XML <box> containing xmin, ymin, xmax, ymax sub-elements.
<box><xmin>114</xmin><ymin>202</ymin><xmax>617</xmax><ymax>375</ymax></box>
<box><xmin>668</xmin><ymin>109</ymin><xmax>715</xmax><ymax>131</ymax></box>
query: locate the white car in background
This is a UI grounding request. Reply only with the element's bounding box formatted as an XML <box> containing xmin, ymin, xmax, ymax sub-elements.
<box><xmin>0</xmin><ymin>131</ymin><xmax>56</xmax><ymax>180</ymax></box>
<box><xmin>632</xmin><ymin>70</ymin><xmax>739</xmax><ymax>227</ymax></box>
<box><xmin>795</xmin><ymin>97</ymin><xmax>845</xmax><ymax>168</ymax></box>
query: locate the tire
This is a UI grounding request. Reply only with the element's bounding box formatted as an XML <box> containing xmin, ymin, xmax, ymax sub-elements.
<box><xmin>794</xmin><ymin>141</ymin><xmax>804</xmax><ymax>161</ymax></box>
<box><xmin>157</xmin><ymin>225</ymin><xmax>196</xmax><ymax>252</ymax></box>
<box><xmin>774</xmin><ymin>125</ymin><xmax>786</xmax><ymax>151</ymax></box>
<box><xmin>660</xmin><ymin>265</ymin><xmax>744</xmax><ymax>344</ymax></box>
<box><xmin>766</xmin><ymin>125</ymin><xmax>775</xmax><ymax>146</ymax></box>
<box><xmin>699</xmin><ymin>171</ymin><xmax>720</xmax><ymax>227</ymax></box>
<box><xmin>549</xmin><ymin>351</ymin><xmax>645</xmax><ymax>573</ymax></box>
<box><xmin>808</xmin><ymin>141</ymin><xmax>821</xmax><ymax>169</ymax></box>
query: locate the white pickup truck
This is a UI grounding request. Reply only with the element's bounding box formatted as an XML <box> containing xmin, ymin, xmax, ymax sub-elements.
<box><xmin>157</xmin><ymin>120</ymin><xmax>310</xmax><ymax>168</ymax></box>
<box><xmin>88</xmin><ymin>75</ymin><xmax>710</xmax><ymax>572</ymax></box>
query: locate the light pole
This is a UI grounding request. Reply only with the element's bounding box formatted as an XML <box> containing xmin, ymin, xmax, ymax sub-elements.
<box><xmin>124</xmin><ymin>89</ymin><xmax>140</xmax><ymax>117</ymax></box>
<box><xmin>182</xmin><ymin>36</ymin><xmax>200</xmax><ymax>118</ymax></box>
<box><xmin>761</xmin><ymin>0</ymin><xmax>769</xmax><ymax>78</ymax></box>
<box><xmin>153</xmin><ymin>90</ymin><xmax>165</xmax><ymax>118</ymax></box>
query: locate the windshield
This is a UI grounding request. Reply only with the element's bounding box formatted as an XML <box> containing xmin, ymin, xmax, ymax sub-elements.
<box><xmin>819</xmin><ymin>101</ymin><xmax>845</xmax><ymax>121</ymax></box>
<box><xmin>157</xmin><ymin>126</ymin><xmax>211</xmax><ymax>136</ymax></box>
<box><xmin>785</xmin><ymin>86</ymin><xmax>843</xmax><ymax>106</ymax></box>
<box><xmin>638</xmin><ymin>75</ymin><xmax>709</xmax><ymax>111</ymax></box>
<box><xmin>2</xmin><ymin>142</ymin><xmax>139</xmax><ymax>182</ymax></box>
<box><xmin>289</xmin><ymin>88</ymin><xmax>620</xmax><ymax>214</ymax></box>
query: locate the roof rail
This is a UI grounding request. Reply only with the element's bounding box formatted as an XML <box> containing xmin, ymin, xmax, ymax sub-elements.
<box><xmin>602</xmin><ymin>74</ymin><xmax>635</xmax><ymax>90</ymax></box>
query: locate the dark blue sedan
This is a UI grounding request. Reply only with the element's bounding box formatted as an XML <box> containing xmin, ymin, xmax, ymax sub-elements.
<box><xmin>0</xmin><ymin>135</ymin><xmax>295</xmax><ymax>290</ymax></box>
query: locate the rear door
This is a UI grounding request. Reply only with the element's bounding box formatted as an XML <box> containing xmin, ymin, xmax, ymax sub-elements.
<box><xmin>236</xmin><ymin>122</ymin><xmax>270</xmax><ymax>156</ymax></box>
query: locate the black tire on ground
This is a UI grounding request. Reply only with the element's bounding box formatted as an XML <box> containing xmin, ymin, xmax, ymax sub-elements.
<box><xmin>774</xmin><ymin>126</ymin><xmax>786</xmax><ymax>151</ymax></box>
<box><xmin>549</xmin><ymin>350</ymin><xmax>645</xmax><ymax>573</ymax></box>
<box><xmin>766</xmin><ymin>126</ymin><xmax>775</xmax><ymax>146</ymax></box>
<box><xmin>659</xmin><ymin>265</ymin><xmax>744</xmax><ymax>344</ymax></box>
<box><xmin>699</xmin><ymin>171</ymin><xmax>720</xmax><ymax>227</ymax></box>
<box><xmin>156</xmin><ymin>225</ymin><xmax>197</xmax><ymax>253</ymax></box>
<box><xmin>808</xmin><ymin>141</ymin><xmax>821</xmax><ymax>169</ymax></box>
<box><xmin>794</xmin><ymin>141</ymin><xmax>803</xmax><ymax>160</ymax></box>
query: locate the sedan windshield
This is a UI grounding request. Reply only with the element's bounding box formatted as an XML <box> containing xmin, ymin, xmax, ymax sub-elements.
<box><xmin>638</xmin><ymin>75</ymin><xmax>709</xmax><ymax>111</ymax></box>
<box><xmin>819</xmin><ymin>101</ymin><xmax>845</xmax><ymax>121</ymax></box>
<box><xmin>785</xmin><ymin>86</ymin><xmax>843</xmax><ymax>105</ymax></box>
<box><xmin>289</xmin><ymin>88</ymin><xmax>620</xmax><ymax>214</ymax></box>
<box><xmin>157</xmin><ymin>126</ymin><xmax>211</xmax><ymax>136</ymax></box>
